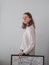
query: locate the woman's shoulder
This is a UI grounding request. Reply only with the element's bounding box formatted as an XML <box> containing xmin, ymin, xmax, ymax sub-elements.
<box><xmin>26</xmin><ymin>25</ymin><xmax>35</xmax><ymax>37</ymax></box>
<box><xmin>26</xmin><ymin>25</ymin><xmax>35</xmax><ymax>32</ymax></box>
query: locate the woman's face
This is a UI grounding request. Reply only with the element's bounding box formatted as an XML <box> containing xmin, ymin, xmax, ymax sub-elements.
<box><xmin>22</xmin><ymin>14</ymin><xmax>31</xmax><ymax>25</ymax></box>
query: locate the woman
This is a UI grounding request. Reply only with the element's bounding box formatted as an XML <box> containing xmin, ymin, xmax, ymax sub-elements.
<box><xmin>18</xmin><ymin>12</ymin><xmax>36</xmax><ymax>56</ymax></box>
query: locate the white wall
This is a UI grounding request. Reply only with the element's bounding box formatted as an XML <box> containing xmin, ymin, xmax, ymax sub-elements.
<box><xmin>0</xmin><ymin>0</ymin><xmax>49</xmax><ymax>65</ymax></box>
<box><xmin>0</xmin><ymin>2</ymin><xmax>1</xmax><ymax>23</ymax></box>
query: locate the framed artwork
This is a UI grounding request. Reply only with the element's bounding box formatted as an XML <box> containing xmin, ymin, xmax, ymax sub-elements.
<box><xmin>11</xmin><ymin>54</ymin><xmax>44</xmax><ymax>65</ymax></box>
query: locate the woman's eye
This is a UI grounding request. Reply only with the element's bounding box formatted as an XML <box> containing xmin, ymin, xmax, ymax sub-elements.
<box><xmin>23</xmin><ymin>16</ymin><xmax>29</xmax><ymax>20</ymax></box>
<box><xmin>23</xmin><ymin>17</ymin><xmax>26</xmax><ymax>19</ymax></box>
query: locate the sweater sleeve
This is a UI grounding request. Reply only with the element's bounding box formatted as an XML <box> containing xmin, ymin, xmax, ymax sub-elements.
<box><xmin>23</xmin><ymin>28</ymin><xmax>36</xmax><ymax>54</ymax></box>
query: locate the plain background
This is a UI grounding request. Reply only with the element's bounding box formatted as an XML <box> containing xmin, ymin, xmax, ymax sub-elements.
<box><xmin>0</xmin><ymin>0</ymin><xmax>49</xmax><ymax>65</ymax></box>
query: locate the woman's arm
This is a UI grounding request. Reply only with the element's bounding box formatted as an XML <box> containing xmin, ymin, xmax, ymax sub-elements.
<box><xmin>23</xmin><ymin>28</ymin><xmax>36</xmax><ymax>54</ymax></box>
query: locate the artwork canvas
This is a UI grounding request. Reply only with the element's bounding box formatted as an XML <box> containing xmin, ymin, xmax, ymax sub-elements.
<box><xmin>11</xmin><ymin>55</ymin><xmax>44</xmax><ymax>65</ymax></box>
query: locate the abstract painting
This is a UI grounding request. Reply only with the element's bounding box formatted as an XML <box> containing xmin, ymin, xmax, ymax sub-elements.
<box><xmin>11</xmin><ymin>55</ymin><xmax>44</xmax><ymax>65</ymax></box>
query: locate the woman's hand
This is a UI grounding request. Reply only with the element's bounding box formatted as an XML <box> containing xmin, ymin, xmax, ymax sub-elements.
<box><xmin>18</xmin><ymin>52</ymin><xmax>25</xmax><ymax>56</ymax></box>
